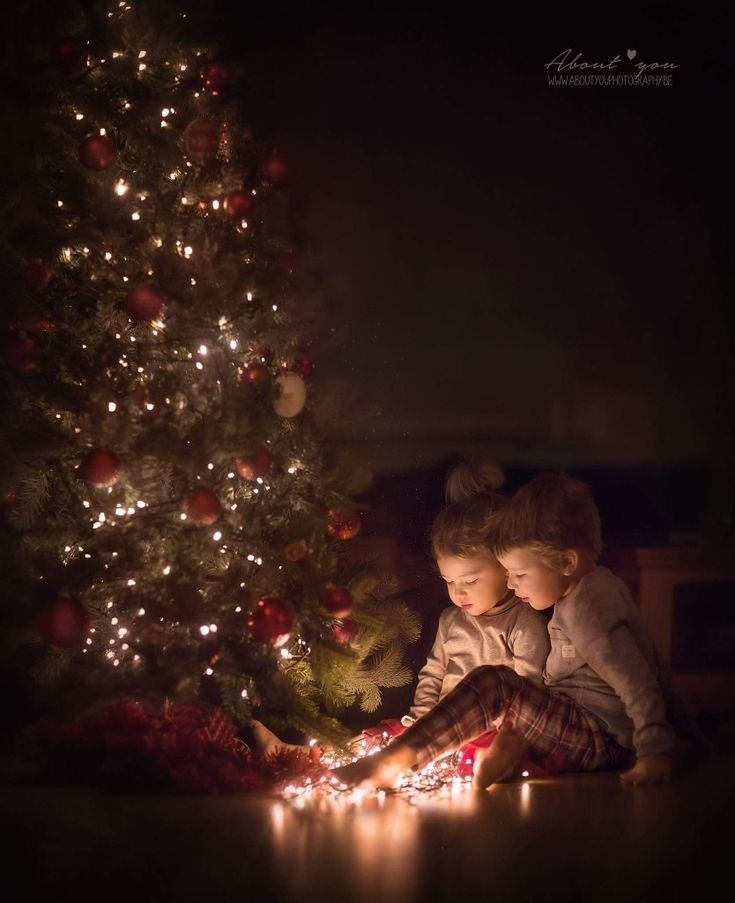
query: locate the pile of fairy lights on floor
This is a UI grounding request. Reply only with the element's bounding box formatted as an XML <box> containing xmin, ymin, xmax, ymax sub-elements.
<box><xmin>281</xmin><ymin>730</ymin><xmax>476</xmax><ymax>802</ymax></box>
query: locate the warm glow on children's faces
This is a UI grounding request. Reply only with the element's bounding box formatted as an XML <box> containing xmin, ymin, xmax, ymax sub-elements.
<box><xmin>436</xmin><ymin>555</ymin><xmax>509</xmax><ymax>616</ymax></box>
<box><xmin>497</xmin><ymin>548</ymin><xmax>571</xmax><ymax>611</ymax></box>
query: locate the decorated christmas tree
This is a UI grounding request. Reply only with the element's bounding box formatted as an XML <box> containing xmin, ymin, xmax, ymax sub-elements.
<box><xmin>0</xmin><ymin>0</ymin><xmax>419</xmax><ymax>767</ymax></box>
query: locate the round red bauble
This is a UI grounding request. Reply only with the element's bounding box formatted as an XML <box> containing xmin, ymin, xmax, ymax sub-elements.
<box><xmin>260</xmin><ymin>154</ymin><xmax>288</xmax><ymax>185</ymax></box>
<box><xmin>332</xmin><ymin>619</ymin><xmax>357</xmax><ymax>645</ymax></box>
<box><xmin>3</xmin><ymin>488</ymin><xmax>18</xmax><ymax>507</ymax></box>
<box><xmin>4</xmin><ymin>336</ymin><xmax>38</xmax><ymax>372</ymax></box>
<box><xmin>52</xmin><ymin>37</ymin><xmax>88</xmax><ymax>75</ymax></box>
<box><xmin>326</xmin><ymin>509</ymin><xmax>361</xmax><ymax>540</ymax></box>
<box><xmin>37</xmin><ymin>596</ymin><xmax>91</xmax><ymax>647</ymax></box>
<box><xmin>78</xmin><ymin>134</ymin><xmax>117</xmax><ymax>171</ymax></box>
<box><xmin>283</xmin><ymin>540</ymin><xmax>308</xmax><ymax>562</ymax></box>
<box><xmin>247</xmin><ymin>596</ymin><xmax>292</xmax><ymax>646</ymax></box>
<box><xmin>30</xmin><ymin>319</ymin><xmax>57</xmax><ymax>335</ymax></box>
<box><xmin>199</xmin><ymin>61</ymin><xmax>231</xmax><ymax>95</ymax></box>
<box><xmin>184</xmin><ymin>118</ymin><xmax>219</xmax><ymax>165</ymax></box>
<box><xmin>24</xmin><ymin>261</ymin><xmax>50</xmax><ymax>290</ymax></box>
<box><xmin>324</xmin><ymin>586</ymin><xmax>353</xmax><ymax>618</ymax></box>
<box><xmin>182</xmin><ymin>488</ymin><xmax>222</xmax><ymax>525</ymax></box>
<box><xmin>223</xmin><ymin>189</ymin><xmax>252</xmax><ymax>219</ymax></box>
<box><xmin>240</xmin><ymin>363</ymin><xmax>268</xmax><ymax>385</ymax></box>
<box><xmin>285</xmin><ymin>352</ymin><xmax>314</xmax><ymax>380</ymax></box>
<box><xmin>79</xmin><ymin>449</ymin><xmax>122</xmax><ymax>488</ymax></box>
<box><xmin>123</xmin><ymin>284</ymin><xmax>165</xmax><ymax>322</ymax></box>
<box><xmin>235</xmin><ymin>447</ymin><xmax>272</xmax><ymax>481</ymax></box>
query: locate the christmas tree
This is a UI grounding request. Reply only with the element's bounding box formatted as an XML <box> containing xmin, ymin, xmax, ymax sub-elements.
<box><xmin>0</xmin><ymin>0</ymin><xmax>419</xmax><ymax>759</ymax></box>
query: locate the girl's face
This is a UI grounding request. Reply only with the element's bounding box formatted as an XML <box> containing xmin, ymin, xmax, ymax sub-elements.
<box><xmin>436</xmin><ymin>554</ymin><xmax>509</xmax><ymax>616</ymax></box>
<box><xmin>497</xmin><ymin>547</ymin><xmax>573</xmax><ymax>611</ymax></box>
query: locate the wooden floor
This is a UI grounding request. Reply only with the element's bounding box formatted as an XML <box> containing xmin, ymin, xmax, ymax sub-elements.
<box><xmin>3</xmin><ymin>744</ymin><xmax>733</xmax><ymax>902</ymax></box>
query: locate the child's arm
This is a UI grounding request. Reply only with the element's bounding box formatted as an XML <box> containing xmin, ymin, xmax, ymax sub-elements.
<box><xmin>406</xmin><ymin>609</ymin><xmax>451</xmax><ymax>721</ymax></box>
<box><xmin>565</xmin><ymin>592</ymin><xmax>676</xmax><ymax>767</ymax></box>
<box><xmin>508</xmin><ymin>609</ymin><xmax>551</xmax><ymax>685</ymax></box>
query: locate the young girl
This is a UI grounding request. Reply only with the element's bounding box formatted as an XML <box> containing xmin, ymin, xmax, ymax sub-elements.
<box><xmin>332</xmin><ymin>473</ymin><xmax>681</xmax><ymax>790</ymax></box>
<box><xmin>252</xmin><ymin>462</ymin><xmax>550</xmax><ymax>773</ymax></box>
<box><xmin>356</xmin><ymin>462</ymin><xmax>550</xmax><ymax>769</ymax></box>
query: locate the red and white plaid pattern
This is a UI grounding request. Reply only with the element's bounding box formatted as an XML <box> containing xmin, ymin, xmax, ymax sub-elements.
<box><xmin>392</xmin><ymin>665</ymin><xmax>634</xmax><ymax>774</ymax></box>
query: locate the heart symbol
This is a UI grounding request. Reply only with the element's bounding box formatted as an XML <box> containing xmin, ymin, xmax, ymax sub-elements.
<box><xmin>626</xmin><ymin>49</ymin><xmax>637</xmax><ymax>60</ymax></box>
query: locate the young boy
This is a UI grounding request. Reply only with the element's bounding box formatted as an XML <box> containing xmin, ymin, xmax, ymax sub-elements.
<box><xmin>332</xmin><ymin>473</ymin><xmax>678</xmax><ymax>790</ymax></box>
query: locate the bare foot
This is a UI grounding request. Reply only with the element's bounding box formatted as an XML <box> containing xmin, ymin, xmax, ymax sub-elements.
<box><xmin>473</xmin><ymin>725</ymin><xmax>528</xmax><ymax>790</ymax></box>
<box><xmin>250</xmin><ymin>719</ymin><xmax>309</xmax><ymax>757</ymax></box>
<box><xmin>330</xmin><ymin>744</ymin><xmax>418</xmax><ymax>790</ymax></box>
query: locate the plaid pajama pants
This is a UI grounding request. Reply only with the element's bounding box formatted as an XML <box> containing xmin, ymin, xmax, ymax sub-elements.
<box><xmin>392</xmin><ymin>665</ymin><xmax>635</xmax><ymax>774</ymax></box>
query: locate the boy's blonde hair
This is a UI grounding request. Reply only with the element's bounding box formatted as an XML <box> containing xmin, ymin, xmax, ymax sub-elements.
<box><xmin>489</xmin><ymin>473</ymin><xmax>602</xmax><ymax>567</ymax></box>
<box><xmin>431</xmin><ymin>461</ymin><xmax>507</xmax><ymax>560</ymax></box>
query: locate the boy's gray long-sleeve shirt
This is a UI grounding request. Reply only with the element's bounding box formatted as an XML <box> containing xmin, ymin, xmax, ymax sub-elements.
<box><xmin>544</xmin><ymin>566</ymin><xmax>676</xmax><ymax>758</ymax></box>
<box><xmin>408</xmin><ymin>595</ymin><xmax>550</xmax><ymax>721</ymax></box>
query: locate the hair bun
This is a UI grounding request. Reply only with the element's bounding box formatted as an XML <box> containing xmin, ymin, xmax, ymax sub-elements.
<box><xmin>445</xmin><ymin>461</ymin><xmax>505</xmax><ymax>503</ymax></box>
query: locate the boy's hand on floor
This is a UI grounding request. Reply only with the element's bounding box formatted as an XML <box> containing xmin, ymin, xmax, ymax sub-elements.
<box><xmin>620</xmin><ymin>755</ymin><xmax>673</xmax><ymax>786</ymax></box>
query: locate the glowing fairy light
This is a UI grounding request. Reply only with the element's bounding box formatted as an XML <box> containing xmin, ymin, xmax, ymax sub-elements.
<box><xmin>169</xmin><ymin>172</ymin><xmax>177</xmax><ymax>180</ymax></box>
<box><xmin>127</xmin><ymin>507</ymin><xmax>135</xmax><ymax>515</ymax></box>
<box><xmin>162</xmin><ymin>566</ymin><xmax>171</xmax><ymax>575</ymax></box>
<box><xmin>198</xmin><ymin>344</ymin><xmax>207</xmax><ymax>355</ymax></box>
<box><xmin>195</xmin><ymin>362</ymin><xmax>203</xmax><ymax>370</ymax></box>
<box><xmin>200</xmin><ymin>626</ymin><xmax>210</xmax><ymax>636</ymax></box>
<box><xmin>272</xmin><ymin>305</ymin><xmax>278</xmax><ymax>312</ymax></box>
<box><xmin>127</xmin><ymin>579</ymin><xmax>136</xmax><ymax>586</ymax></box>
<box><xmin>106</xmin><ymin>252</ymin><xmax>113</xmax><ymax>261</ymax></box>
<box><xmin>241</xmin><ymin>689</ymin><xmax>248</xmax><ymax>699</ymax></box>
<box><xmin>212</xmin><ymin>200</ymin><xmax>220</xmax><ymax>210</ymax></box>
<box><xmin>57</xmin><ymin>200</ymin><xmax>64</xmax><ymax>208</ymax></box>
<box><xmin>205</xmin><ymin>668</ymin><xmax>214</xmax><ymax>676</ymax></box>
<box><xmin>82</xmin><ymin>501</ymin><xmax>90</xmax><ymax>509</ymax></box>
<box><xmin>161</xmin><ymin>107</ymin><xmax>170</xmax><ymax>116</ymax></box>
<box><xmin>115</xmin><ymin>507</ymin><xmax>126</xmax><ymax>516</ymax></box>
<box><xmin>212</xmin><ymin>531</ymin><xmax>222</xmax><ymax>542</ymax></box>
<box><xmin>247</xmin><ymin>292</ymin><xmax>253</xmax><ymax>301</ymax></box>
<box><xmin>108</xmin><ymin>402</ymin><xmax>117</xmax><ymax>412</ymax></box>
<box><xmin>75</xmin><ymin>113</ymin><xmax>84</xmax><ymax>120</ymax></box>
<box><xmin>181</xmin><ymin>513</ymin><xmax>187</xmax><ymax>521</ymax></box>
<box><xmin>99</xmin><ymin>128</ymin><xmax>106</xmax><ymax>136</ymax></box>
<box><xmin>115</xmin><ymin>180</ymin><xmax>129</xmax><ymax>196</ymax></box>
<box><xmin>131</xmin><ymin>212</ymin><xmax>141</xmax><ymax>221</ymax></box>
<box><xmin>138</xmin><ymin>608</ymin><xmax>145</xmax><ymax>616</ymax></box>
<box><xmin>137</xmin><ymin>500</ymin><xmax>146</xmax><ymax>508</ymax></box>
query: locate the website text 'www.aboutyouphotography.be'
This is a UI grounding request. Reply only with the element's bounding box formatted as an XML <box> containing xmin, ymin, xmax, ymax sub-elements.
<box><xmin>545</xmin><ymin>49</ymin><xmax>678</xmax><ymax>87</ymax></box>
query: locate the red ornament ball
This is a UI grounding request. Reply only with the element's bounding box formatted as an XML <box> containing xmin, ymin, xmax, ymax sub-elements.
<box><xmin>37</xmin><ymin>596</ymin><xmax>91</xmax><ymax>648</ymax></box>
<box><xmin>260</xmin><ymin>154</ymin><xmax>288</xmax><ymax>185</ymax></box>
<box><xmin>4</xmin><ymin>336</ymin><xmax>38</xmax><ymax>372</ymax></box>
<box><xmin>283</xmin><ymin>540</ymin><xmax>308</xmax><ymax>562</ymax></box>
<box><xmin>247</xmin><ymin>596</ymin><xmax>292</xmax><ymax>646</ymax></box>
<box><xmin>182</xmin><ymin>488</ymin><xmax>222</xmax><ymax>526</ymax></box>
<box><xmin>3</xmin><ymin>488</ymin><xmax>18</xmax><ymax>507</ymax></box>
<box><xmin>324</xmin><ymin>586</ymin><xmax>353</xmax><ymax>618</ymax></box>
<box><xmin>123</xmin><ymin>284</ymin><xmax>165</xmax><ymax>322</ymax></box>
<box><xmin>24</xmin><ymin>261</ymin><xmax>50</xmax><ymax>290</ymax></box>
<box><xmin>199</xmin><ymin>61</ymin><xmax>231</xmax><ymax>95</ymax></box>
<box><xmin>326</xmin><ymin>509</ymin><xmax>361</xmax><ymax>541</ymax></box>
<box><xmin>285</xmin><ymin>352</ymin><xmax>314</xmax><ymax>380</ymax></box>
<box><xmin>184</xmin><ymin>118</ymin><xmax>220</xmax><ymax>165</ymax></box>
<box><xmin>52</xmin><ymin>37</ymin><xmax>88</xmax><ymax>75</ymax></box>
<box><xmin>78</xmin><ymin>134</ymin><xmax>117</xmax><ymax>171</ymax></box>
<box><xmin>235</xmin><ymin>447</ymin><xmax>272</xmax><ymax>481</ymax></box>
<box><xmin>223</xmin><ymin>189</ymin><xmax>252</xmax><ymax>219</ymax></box>
<box><xmin>332</xmin><ymin>619</ymin><xmax>358</xmax><ymax>645</ymax></box>
<box><xmin>30</xmin><ymin>319</ymin><xmax>57</xmax><ymax>335</ymax></box>
<box><xmin>238</xmin><ymin>363</ymin><xmax>268</xmax><ymax>385</ymax></box>
<box><xmin>79</xmin><ymin>449</ymin><xmax>122</xmax><ymax>488</ymax></box>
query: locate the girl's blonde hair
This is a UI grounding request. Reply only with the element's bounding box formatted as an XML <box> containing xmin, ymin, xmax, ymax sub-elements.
<box><xmin>430</xmin><ymin>461</ymin><xmax>507</xmax><ymax>560</ymax></box>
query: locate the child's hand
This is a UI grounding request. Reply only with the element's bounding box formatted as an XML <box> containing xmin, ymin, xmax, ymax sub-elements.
<box><xmin>620</xmin><ymin>755</ymin><xmax>673</xmax><ymax>786</ymax></box>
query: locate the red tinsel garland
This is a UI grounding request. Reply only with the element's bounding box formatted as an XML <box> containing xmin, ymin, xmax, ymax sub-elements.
<box><xmin>23</xmin><ymin>701</ymin><xmax>326</xmax><ymax>795</ymax></box>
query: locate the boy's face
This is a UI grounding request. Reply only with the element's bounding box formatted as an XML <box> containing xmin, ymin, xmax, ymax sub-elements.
<box><xmin>436</xmin><ymin>554</ymin><xmax>509</xmax><ymax>616</ymax></box>
<box><xmin>497</xmin><ymin>547</ymin><xmax>572</xmax><ymax>611</ymax></box>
